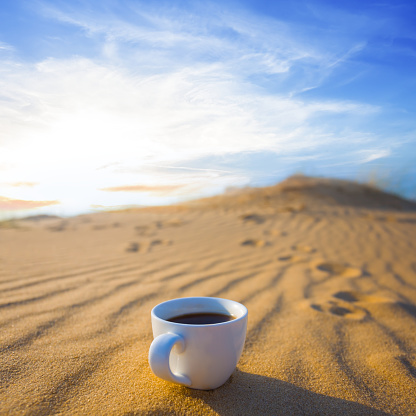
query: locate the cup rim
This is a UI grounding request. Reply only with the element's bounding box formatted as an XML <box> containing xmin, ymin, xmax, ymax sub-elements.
<box><xmin>151</xmin><ymin>296</ymin><xmax>248</xmax><ymax>327</ymax></box>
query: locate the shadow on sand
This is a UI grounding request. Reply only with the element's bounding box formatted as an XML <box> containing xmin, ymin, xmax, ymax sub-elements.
<box><xmin>172</xmin><ymin>369</ymin><xmax>392</xmax><ymax>416</ymax></box>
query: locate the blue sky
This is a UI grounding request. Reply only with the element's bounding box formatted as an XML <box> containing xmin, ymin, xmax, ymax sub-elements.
<box><xmin>0</xmin><ymin>0</ymin><xmax>415</xmax><ymax>218</ymax></box>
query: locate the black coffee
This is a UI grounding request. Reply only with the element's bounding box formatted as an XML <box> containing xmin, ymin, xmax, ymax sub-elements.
<box><xmin>167</xmin><ymin>312</ymin><xmax>236</xmax><ymax>325</ymax></box>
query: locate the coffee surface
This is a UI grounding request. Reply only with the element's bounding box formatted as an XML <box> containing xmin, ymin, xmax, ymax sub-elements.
<box><xmin>167</xmin><ymin>312</ymin><xmax>235</xmax><ymax>325</ymax></box>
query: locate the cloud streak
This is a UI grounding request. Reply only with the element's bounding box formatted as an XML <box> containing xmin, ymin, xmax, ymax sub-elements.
<box><xmin>0</xmin><ymin>196</ymin><xmax>59</xmax><ymax>211</ymax></box>
<box><xmin>100</xmin><ymin>184</ymin><xmax>187</xmax><ymax>196</ymax></box>
<box><xmin>0</xmin><ymin>182</ymin><xmax>38</xmax><ymax>187</ymax></box>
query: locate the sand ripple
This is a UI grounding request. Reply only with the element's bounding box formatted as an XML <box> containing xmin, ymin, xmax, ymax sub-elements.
<box><xmin>1</xmin><ymin>177</ymin><xmax>416</xmax><ymax>415</ymax></box>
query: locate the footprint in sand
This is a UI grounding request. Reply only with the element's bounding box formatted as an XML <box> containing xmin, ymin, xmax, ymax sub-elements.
<box><xmin>241</xmin><ymin>239</ymin><xmax>269</xmax><ymax>248</ymax></box>
<box><xmin>332</xmin><ymin>291</ymin><xmax>359</xmax><ymax>302</ymax></box>
<box><xmin>240</xmin><ymin>213</ymin><xmax>266</xmax><ymax>225</ymax></box>
<box><xmin>135</xmin><ymin>225</ymin><xmax>151</xmax><ymax>235</ymax></box>
<box><xmin>292</xmin><ymin>244</ymin><xmax>316</xmax><ymax>253</ymax></box>
<box><xmin>156</xmin><ymin>219</ymin><xmax>184</xmax><ymax>228</ymax></box>
<box><xmin>277</xmin><ymin>254</ymin><xmax>305</xmax><ymax>263</ymax></box>
<box><xmin>125</xmin><ymin>242</ymin><xmax>141</xmax><ymax>253</ymax></box>
<box><xmin>310</xmin><ymin>294</ymin><xmax>368</xmax><ymax>320</ymax></box>
<box><xmin>309</xmin><ymin>290</ymin><xmax>400</xmax><ymax>320</ymax></box>
<box><xmin>135</xmin><ymin>225</ymin><xmax>159</xmax><ymax>237</ymax></box>
<box><xmin>332</xmin><ymin>290</ymin><xmax>399</xmax><ymax>305</ymax></box>
<box><xmin>149</xmin><ymin>239</ymin><xmax>172</xmax><ymax>250</ymax></box>
<box><xmin>313</xmin><ymin>261</ymin><xmax>363</xmax><ymax>278</ymax></box>
<box><xmin>125</xmin><ymin>240</ymin><xmax>172</xmax><ymax>253</ymax></box>
<box><xmin>310</xmin><ymin>301</ymin><xmax>367</xmax><ymax>320</ymax></box>
<box><xmin>277</xmin><ymin>243</ymin><xmax>313</xmax><ymax>263</ymax></box>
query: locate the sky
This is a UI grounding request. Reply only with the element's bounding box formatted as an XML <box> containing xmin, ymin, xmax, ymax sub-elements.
<box><xmin>0</xmin><ymin>0</ymin><xmax>415</xmax><ymax>219</ymax></box>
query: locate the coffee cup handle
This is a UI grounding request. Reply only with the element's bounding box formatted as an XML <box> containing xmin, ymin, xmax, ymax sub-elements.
<box><xmin>148</xmin><ymin>332</ymin><xmax>191</xmax><ymax>386</ymax></box>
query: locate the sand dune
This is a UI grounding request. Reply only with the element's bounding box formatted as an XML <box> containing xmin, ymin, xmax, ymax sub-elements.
<box><xmin>1</xmin><ymin>176</ymin><xmax>416</xmax><ymax>415</ymax></box>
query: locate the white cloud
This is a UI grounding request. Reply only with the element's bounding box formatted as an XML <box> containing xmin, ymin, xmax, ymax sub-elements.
<box><xmin>0</xmin><ymin>55</ymin><xmax>377</xmax><ymax>170</ymax></box>
<box><xmin>357</xmin><ymin>149</ymin><xmax>391</xmax><ymax>163</ymax></box>
<box><xmin>0</xmin><ymin>0</ymin><xmax>408</xmax><ymax>215</ymax></box>
<box><xmin>0</xmin><ymin>41</ymin><xmax>14</xmax><ymax>51</ymax></box>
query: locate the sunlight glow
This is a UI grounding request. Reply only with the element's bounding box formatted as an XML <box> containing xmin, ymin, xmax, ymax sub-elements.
<box><xmin>0</xmin><ymin>0</ymin><xmax>415</xmax><ymax>218</ymax></box>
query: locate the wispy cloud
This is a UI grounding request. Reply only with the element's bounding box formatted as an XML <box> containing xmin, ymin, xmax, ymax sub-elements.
<box><xmin>100</xmin><ymin>184</ymin><xmax>187</xmax><ymax>196</ymax></box>
<box><xmin>0</xmin><ymin>55</ymin><xmax>378</xmax><ymax>168</ymax></box>
<box><xmin>140</xmin><ymin>165</ymin><xmax>233</xmax><ymax>174</ymax></box>
<box><xmin>357</xmin><ymin>149</ymin><xmax>392</xmax><ymax>163</ymax></box>
<box><xmin>0</xmin><ymin>182</ymin><xmax>38</xmax><ymax>187</ymax></box>
<box><xmin>0</xmin><ymin>41</ymin><xmax>14</xmax><ymax>51</ymax></box>
<box><xmin>0</xmin><ymin>196</ymin><xmax>59</xmax><ymax>210</ymax></box>
<box><xmin>0</xmin><ymin>0</ymin><xmax>414</xmax><ymax>216</ymax></box>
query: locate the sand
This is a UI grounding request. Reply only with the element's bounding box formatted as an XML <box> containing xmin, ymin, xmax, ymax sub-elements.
<box><xmin>1</xmin><ymin>176</ymin><xmax>416</xmax><ymax>415</ymax></box>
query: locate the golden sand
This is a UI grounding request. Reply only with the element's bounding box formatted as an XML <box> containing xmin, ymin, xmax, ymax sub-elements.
<box><xmin>1</xmin><ymin>176</ymin><xmax>416</xmax><ymax>415</ymax></box>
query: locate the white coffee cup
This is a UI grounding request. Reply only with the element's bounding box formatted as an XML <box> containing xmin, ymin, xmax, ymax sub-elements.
<box><xmin>149</xmin><ymin>297</ymin><xmax>248</xmax><ymax>390</ymax></box>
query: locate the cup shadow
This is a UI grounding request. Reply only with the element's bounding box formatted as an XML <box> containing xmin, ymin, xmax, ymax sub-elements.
<box><xmin>177</xmin><ymin>369</ymin><xmax>393</xmax><ymax>416</ymax></box>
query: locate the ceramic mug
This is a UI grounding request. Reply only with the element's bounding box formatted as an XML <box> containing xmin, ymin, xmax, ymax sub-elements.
<box><xmin>148</xmin><ymin>297</ymin><xmax>248</xmax><ymax>390</ymax></box>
